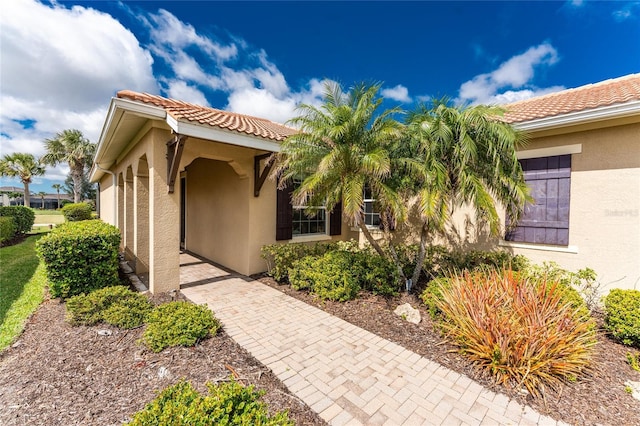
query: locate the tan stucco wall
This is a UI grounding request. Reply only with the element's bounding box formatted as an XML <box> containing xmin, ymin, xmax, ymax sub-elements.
<box><xmin>185</xmin><ymin>157</ymin><xmax>251</xmax><ymax>274</ymax></box>
<box><xmin>182</xmin><ymin>139</ymin><xmax>351</xmax><ymax>276</ymax></box>
<box><xmin>98</xmin><ymin>174</ymin><xmax>116</xmax><ymax>226</ymax></box>
<box><xmin>500</xmin><ymin>122</ymin><xmax>640</xmax><ymax>292</ymax></box>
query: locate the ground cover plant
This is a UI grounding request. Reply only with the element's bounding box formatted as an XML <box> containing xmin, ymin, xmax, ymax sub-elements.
<box><xmin>127</xmin><ymin>379</ymin><xmax>293</xmax><ymax>426</ymax></box>
<box><xmin>36</xmin><ymin>220</ymin><xmax>120</xmax><ymax>298</ymax></box>
<box><xmin>0</xmin><ymin>234</ymin><xmax>47</xmax><ymax>350</ymax></box>
<box><xmin>142</xmin><ymin>301</ymin><xmax>221</xmax><ymax>352</ymax></box>
<box><xmin>66</xmin><ymin>285</ymin><xmax>153</xmax><ymax>329</ymax></box>
<box><xmin>434</xmin><ymin>269</ymin><xmax>597</xmax><ymax>397</ymax></box>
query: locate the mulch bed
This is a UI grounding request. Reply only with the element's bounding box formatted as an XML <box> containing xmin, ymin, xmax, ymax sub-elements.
<box><xmin>257</xmin><ymin>275</ymin><xmax>640</xmax><ymax>426</ymax></box>
<box><xmin>0</xmin><ymin>291</ymin><xmax>325</xmax><ymax>426</ymax></box>
<box><xmin>2</xmin><ymin>275</ymin><xmax>639</xmax><ymax>426</ymax></box>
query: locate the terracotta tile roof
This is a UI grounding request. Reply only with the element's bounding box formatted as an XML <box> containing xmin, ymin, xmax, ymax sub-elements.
<box><xmin>117</xmin><ymin>90</ymin><xmax>297</xmax><ymax>141</ymax></box>
<box><xmin>502</xmin><ymin>73</ymin><xmax>640</xmax><ymax>123</ymax></box>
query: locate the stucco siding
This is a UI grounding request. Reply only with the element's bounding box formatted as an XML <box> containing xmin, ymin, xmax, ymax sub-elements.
<box><xmin>503</xmin><ymin>122</ymin><xmax>640</xmax><ymax>291</ymax></box>
<box><xmin>185</xmin><ymin>158</ymin><xmax>252</xmax><ymax>274</ymax></box>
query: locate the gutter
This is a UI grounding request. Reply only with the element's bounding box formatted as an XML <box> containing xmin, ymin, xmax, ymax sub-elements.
<box><xmin>513</xmin><ymin>100</ymin><xmax>640</xmax><ymax>132</ymax></box>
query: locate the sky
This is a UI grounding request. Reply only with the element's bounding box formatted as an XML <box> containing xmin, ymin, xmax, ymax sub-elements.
<box><xmin>1</xmin><ymin>0</ymin><xmax>639</xmax><ymax>194</ymax></box>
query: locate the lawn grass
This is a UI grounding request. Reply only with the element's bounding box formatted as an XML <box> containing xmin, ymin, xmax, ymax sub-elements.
<box><xmin>33</xmin><ymin>209</ymin><xmax>65</xmax><ymax>227</ymax></box>
<box><xmin>33</xmin><ymin>209</ymin><xmax>63</xmax><ymax>216</ymax></box>
<box><xmin>0</xmin><ymin>234</ymin><xmax>48</xmax><ymax>351</ymax></box>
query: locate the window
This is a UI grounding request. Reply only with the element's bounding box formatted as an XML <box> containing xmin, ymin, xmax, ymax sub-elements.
<box><xmin>292</xmin><ymin>180</ymin><xmax>326</xmax><ymax>236</ymax></box>
<box><xmin>275</xmin><ymin>179</ymin><xmax>342</xmax><ymax>241</ymax></box>
<box><xmin>505</xmin><ymin>154</ymin><xmax>571</xmax><ymax>245</ymax></box>
<box><xmin>363</xmin><ymin>186</ymin><xmax>380</xmax><ymax>227</ymax></box>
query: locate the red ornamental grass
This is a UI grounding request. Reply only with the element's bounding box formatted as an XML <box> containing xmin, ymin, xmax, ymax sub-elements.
<box><xmin>436</xmin><ymin>270</ymin><xmax>597</xmax><ymax>398</ymax></box>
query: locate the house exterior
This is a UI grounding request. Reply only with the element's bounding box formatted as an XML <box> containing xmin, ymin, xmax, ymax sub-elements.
<box><xmin>497</xmin><ymin>74</ymin><xmax>640</xmax><ymax>291</ymax></box>
<box><xmin>90</xmin><ymin>91</ymin><xmax>351</xmax><ymax>293</ymax></box>
<box><xmin>92</xmin><ymin>74</ymin><xmax>640</xmax><ymax>294</ymax></box>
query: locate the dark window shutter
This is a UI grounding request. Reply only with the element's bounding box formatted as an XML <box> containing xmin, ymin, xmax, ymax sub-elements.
<box><xmin>276</xmin><ymin>180</ymin><xmax>293</xmax><ymax>241</ymax></box>
<box><xmin>329</xmin><ymin>202</ymin><xmax>342</xmax><ymax>235</ymax></box>
<box><xmin>506</xmin><ymin>154</ymin><xmax>571</xmax><ymax>245</ymax></box>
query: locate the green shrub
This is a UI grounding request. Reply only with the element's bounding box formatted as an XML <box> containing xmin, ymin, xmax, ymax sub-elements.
<box><xmin>126</xmin><ymin>379</ymin><xmax>292</xmax><ymax>426</ymax></box>
<box><xmin>261</xmin><ymin>241</ymin><xmax>337</xmax><ymax>282</ymax></box>
<box><xmin>66</xmin><ymin>285</ymin><xmax>152</xmax><ymax>328</ymax></box>
<box><xmin>420</xmin><ymin>277</ymin><xmax>452</xmax><ymax>319</ymax></box>
<box><xmin>289</xmin><ymin>249</ymin><xmax>399</xmax><ymax>301</ymax></box>
<box><xmin>36</xmin><ymin>220</ymin><xmax>121</xmax><ymax>299</ymax></box>
<box><xmin>61</xmin><ymin>202</ymin><xmax>93</xmax><ymax>221</ymax></box>
<box><xmin>439</xmin><ymin>249</ymin><xmax>529</xmax><ymax>275</ymax></box>
<box><xmin>142</xmin><ymin>301</ymin><xmax>220</xmax><ymax>352</ymax></box>
<box><xmin>0</xmin><ymin>216</ymin><xmax>16</xmax><ymax>244</ymax></box>
<box><xmin>604</xmin><ymin>289</ymin><xmax>640</xmax><ymax>347</ymax></box>
<box><xmin>523</xmin><ymin>262</ymin><xmax>597</xmax><ymax>314</ymax></box>
<box><xmin>0</xmin><ymin>206</ymin><xmax>35</xmax><ymax>235</ymax></box>
<box><xmin>436</xmin><ymin>270</ymin><xmax>596</xmax><ymax>397</ymax></box>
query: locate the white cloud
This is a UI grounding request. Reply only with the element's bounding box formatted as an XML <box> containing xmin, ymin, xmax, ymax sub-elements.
<box><xmin>612</xmin><ymin>2</ymin><xmax>640</xmax><ymax>21</ymax></box>
<box><xmin>0</xmin><ymin>0</ymin><xmax>158</xmax><ymax>191</ymax></box>
<box><xmin>457</xmin><ymin>43</ymin><xmax>563</xmax><ymax>104</ymax></box>
<box><xmin>163</xmin><ymin>80</ymin><xmax>210</xmax><ymax>106</ymax></box>
<box><xmin>381</xmin><ymin>85</ymin><xmax>412</xmax><ymax>103</ymax></box>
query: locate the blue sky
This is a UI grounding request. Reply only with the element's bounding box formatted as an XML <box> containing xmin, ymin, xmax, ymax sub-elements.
<box><xmin>1</xmin><ymin>0</ymin><xmax>639</xmax><ymax>194</ymax></box>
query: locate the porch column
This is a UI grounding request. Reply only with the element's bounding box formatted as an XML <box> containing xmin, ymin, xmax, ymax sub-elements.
<box><xmin>134</xmin><ymin>161</ymin><xmax>150</xmax><ymax>275</ymax></box>
<box><xmin>124</xmin><ymin>167</ymin><xmax>134</xmax><ymax>260</ymax></box>
<box><xmin>148</xmin><ymin>134</ymin><xmax>180</xmax><ymax>293</ymax></box>
<box><xmin>117</xmin><ymin>174</ymin><xmax>124</xmax><ymax>251</ymax></box>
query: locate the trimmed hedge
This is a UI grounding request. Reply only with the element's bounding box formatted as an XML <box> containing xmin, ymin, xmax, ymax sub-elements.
<box><xmin>0</xmin><ymin>206</ymin><xmax>35</xmax><ymax>235</ymax></box>
<box><xmin>261</xmin><ymin>242</ymin><xmax>338</xmax><ymax>282</ymax></box>
<box><xmin>36</xmin><ymin>220</ymin><xmax>121</xmax><ymax>299</ymax></box>
<box><xmin>604</xmin><ymin>289</ymin><xmax>640</xmax><ymax>347</ymax></box>
<box><xmin>61</xmin><ymin>202</ymin><xmax>93</xmax><ymax>221</ymax></box>
<box><xmin>0</xmin><ymin>216</ymin><xmax>16</xmax><ymax>244</ymax></box>
<box><xmin>126</xmin><ymin>379</ymin><xmax>293</xmax><ymax>425</ymax></box>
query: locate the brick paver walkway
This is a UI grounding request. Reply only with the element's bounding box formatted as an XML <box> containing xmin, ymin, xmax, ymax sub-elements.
<box><xmin>179</xmin><ymin>252</ymin><xmax>565</xmax><ymax>426</ymax></box>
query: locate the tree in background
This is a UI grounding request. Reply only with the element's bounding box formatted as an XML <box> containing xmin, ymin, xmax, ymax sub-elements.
<box><xmin>52</xmin><ymin>183</ymin><xmax>62</xmax><ymax>209</ymax></box>
<box><xmin>42</xmin><ymin>129</ymin><xmax>96</xmax><ymax>203</ymax></box>
<box><xmin>63</xmin><ymin>173</ymin><xmax>96</xmax><ymax>204</ymax></box>
<box><xmin>37</xmin><ymin>191</ymin><xmax>47</xmax><ymax>209</ymax></box>
<box><xmin>0</xmin><ymin>153</ymin><xmax>45</xmax><ymax>208</ymax></box>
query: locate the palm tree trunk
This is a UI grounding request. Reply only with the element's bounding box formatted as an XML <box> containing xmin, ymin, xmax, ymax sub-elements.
<box><xmin>72</xmin><ymin>167</ymin><xmax>83</xmax><ymax>203</ymax></box>
<box><xmin>56</xmin><ymin>190</ymin><xmax>60</xmax><ymax>209</ymax></box>
<box><xmin>410</xmin><ymin>221</ymin><xmax>430</xmax><ymax>286</ymax></box>
<box><xmin>358</xmin><ymin>221</ymin><xmax>408</xmax><ymax>287</ymax></box>
<box><xmin>357</xmin><ymin>221</ymin><xmax>386</xmax><ymax>257</ymax></box>
<box><xmin>23</xmin><ymin>182</ymin><xmax>30</xmax><ymax>207</ymax></box>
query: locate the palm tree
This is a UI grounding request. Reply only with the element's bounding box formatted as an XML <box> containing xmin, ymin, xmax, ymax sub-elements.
<box><xmin>273</xmin><ymin>82</ymin><xmax>405</xmax><ymax>260</ymax></box>
<box><xmin>0</xmin><ymin>153</ymin><xmax>45</xmax><ymax>208</ymax></box>
<box><xmin>37</xmin><ymin>191</ymin><xmax>47</xmax><ymax>209</ymax></box>
<box><xmin>42</xmin><ymin>129</ymin><xmax>96</xmax><ymax>203</ymax></box>
<box><xmin>52</xmin><ymin>183</ymin><xmax>62</xmax><ymax>209</ymax></box>
<box><xmin>405</xmin><ymin>100</ymin><xmax>531</xmax><ymax>284</ymax></box>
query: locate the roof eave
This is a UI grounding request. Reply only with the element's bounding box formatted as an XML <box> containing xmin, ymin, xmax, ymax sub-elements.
<box><xmin>90</xmin><ymin>97</ymin><xmax>167</xmax><ymax>182</ymax></box>
<box><xmin>512</xmin><ymin>100</ymin><xmax>640</xmax><ymax>132</ymax></box>
<box><xmin>91</xmin><ymin>97</ymin><xmax>283</xmax><ymax>183</ymax></box>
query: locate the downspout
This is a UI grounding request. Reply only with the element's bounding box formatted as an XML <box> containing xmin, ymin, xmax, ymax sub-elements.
<box><xmin>94</xmin><ymin>164</ymin><xmax>117</xmax><ymax>227</ymax></box>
